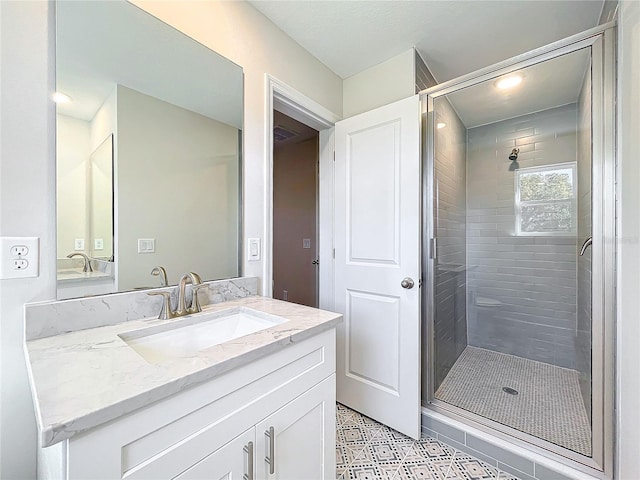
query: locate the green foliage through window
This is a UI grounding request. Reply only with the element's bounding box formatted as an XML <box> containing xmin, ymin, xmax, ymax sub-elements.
<box><xmin>519</xmin><ymin>169</ymin><xmax>574</xmax><ymax>201</ymax></box>
<box><xmin>516</xmin><ymin>164</ymin><xmax>576</xmax><ymax>235</ymax></box>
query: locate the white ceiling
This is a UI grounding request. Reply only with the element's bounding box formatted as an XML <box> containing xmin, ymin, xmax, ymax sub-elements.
<box><xmin>447</xmin><ymin>48</ymin><xmax>591</xmax><ymax>128</ymax></box>
<box><xmin>56</xmin><ymin>1</ymin><xmax>243</xmax><ymax>128</ymax></box>
<box><xmin>248</xmin><ymin>1</ymin><xmax>604</xmax><ymax>82</ymax></box>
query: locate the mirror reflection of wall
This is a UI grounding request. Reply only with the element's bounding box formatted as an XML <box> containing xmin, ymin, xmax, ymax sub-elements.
<box><xmin>56</xmin><ymin>122</ymin><xmax>113</xmax><ymax>261</ymax></box>
<box><xmin>116</xmin><ymin>85</ymin><xmax>239</xmax><ymax>291</ymax></box>
<box><xmin>90</xmin><ymin>134</ymin><xmax>114</xmax><ymax>260</ymax></box>
<box><xmin>55</xmin><ymin>0</ymin><xmax>243</xmax><ymax>299</ymax></box>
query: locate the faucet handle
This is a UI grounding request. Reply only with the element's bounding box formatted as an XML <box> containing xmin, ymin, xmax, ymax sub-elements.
<box><xmin>188</xmin><ymin>284</ymin><xmax>208</xmax><ymax>314</ymax></box>
<box><xmin>189</xmin><ymin>271</ymin><xmax>202</xmax><ymax>284</ymax></box>
<box><xmin>147</xmin><ymin>291</ymin><xmax>175</xmax><ymax>319</ymax></box>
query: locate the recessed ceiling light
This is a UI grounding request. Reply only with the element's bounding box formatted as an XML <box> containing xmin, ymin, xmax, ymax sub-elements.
<box><xmin>495</xmin><ymin>75</ymin><xmax>523</xmax><ymax>90</ymax></box>
<box><xmin>52</xmin><ymin>92</ymin><xmax>71</xmax><ymax>104</ymax></box>
<box><xmin>437</xmin><ymin>122</ymin><xmax>447</xmax><ymax>129</ymax></box>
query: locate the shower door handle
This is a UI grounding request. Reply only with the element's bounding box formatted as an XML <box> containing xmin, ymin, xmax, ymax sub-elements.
<box><xmin>579</xmin><ymin>236</ymin><xmax>592</xmax><ymax>256</ymax></box>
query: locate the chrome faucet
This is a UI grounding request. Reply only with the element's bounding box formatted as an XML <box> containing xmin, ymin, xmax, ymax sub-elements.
<box><xmin>150</xmin><ymin>266</ymin><xmax>169</xmax><ymax>286</ymax></box>
<box><xmin>67</xmin><ymin>252</ymin><xmax>93</xmax><ymax>272</ymax></box>
<box><xmin>147</xmin><ymin>271</ymin><xmax>205</xmax><ymax>320</ymax></box>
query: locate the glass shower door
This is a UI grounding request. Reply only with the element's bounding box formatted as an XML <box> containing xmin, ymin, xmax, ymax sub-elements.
<box><xmin>423</xmin><ymin>29</ymin><xmax>615</xmax><ymax>473</ymax></box>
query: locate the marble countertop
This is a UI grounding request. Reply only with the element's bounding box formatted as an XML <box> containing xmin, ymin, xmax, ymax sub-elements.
<box><xmin>25</xmin><ymin>296</ymin><xmax>342</xmax><ymax>447</ymax></box>
<box><xmin>56</xmin><ymin>268</ymin><xmax>112</xmax><ymax>283</ymax></box>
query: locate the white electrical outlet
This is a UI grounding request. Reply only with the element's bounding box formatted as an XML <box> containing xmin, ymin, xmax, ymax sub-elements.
<box><xmin>94</xmin><ymin>238</ymin><xmax>104</xmax><ymax>250</ymax></box>
<box><xmin>0</xmin><ymin>237</ymin><xmax>39</xmax><ymax>279</ymax></box>
<box><xmin>74</xmin><ymin>238</ymin><xmax>85</xmax><ymax>250</ymax></box>
<box><xmin>303</xmin><ymin>238</ymin><xmax>311</xmax><ymax>249</ymax></box>
<box><xmin>283</xmin><ymin>290</ymin><xmax>288</xmax><ymax>301</ymax></box>
<box><xmin>10</xmin><ymin>245</ymin><xmax>29</xmax><ymax>256</ymax></box>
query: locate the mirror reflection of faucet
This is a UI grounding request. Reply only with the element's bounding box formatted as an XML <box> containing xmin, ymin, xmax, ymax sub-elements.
<box><xmin>150</xmin><ymin>266</ymin><xmax>168</xmax><ymax>286</ymax></box>
<box><xmin>147</xmin><ymin>271</ymin><xmax>205</xmax><ymax>320</ymax></box>
<box><xmin>66</xmin><ymin>252</ymin><xmax>93</xmax><ymax>272</ymax></box>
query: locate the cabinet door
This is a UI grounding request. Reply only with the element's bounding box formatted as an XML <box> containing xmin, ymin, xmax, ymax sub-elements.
<box><xmin>174</xmin><ymin>427</ymin><xmax>255</xmax><ymax>480</ymax></box>
<box><xmin>255</xmin><ymin>375</ymin><xmax>335</xmax><ymax>480</ymax></box>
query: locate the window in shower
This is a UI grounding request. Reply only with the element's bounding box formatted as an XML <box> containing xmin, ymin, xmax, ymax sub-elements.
<box><xmin>515</xmin><ymin>162</ymin><xmax>577</xmax><ymax>235</ymax></box>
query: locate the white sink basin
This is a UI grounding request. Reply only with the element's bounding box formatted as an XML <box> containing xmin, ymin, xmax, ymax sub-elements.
<box><xmin>119</xmin><ymin>307</ymin><xmax>287</xmax><ymax>363</ymax></box>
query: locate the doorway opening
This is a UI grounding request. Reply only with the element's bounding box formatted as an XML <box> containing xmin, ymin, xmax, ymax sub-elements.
<box><xmin>272</xmin><ymin>111</ymin><xmax>319</xmax><ymax>307</ymax></box>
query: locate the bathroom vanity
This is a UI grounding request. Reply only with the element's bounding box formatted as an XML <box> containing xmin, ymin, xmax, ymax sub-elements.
<box><xmin>24</xmin><ymin>281</ymin><xmax>341</xmax><ymax>479</ymax></box>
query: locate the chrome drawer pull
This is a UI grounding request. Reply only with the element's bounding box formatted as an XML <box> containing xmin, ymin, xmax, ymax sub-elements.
<box><xmin>243</xmin><ymin>441</ymin><xmax>254</xmax><ymax>480</ymax></box>
<box><xmin>265</xmin><ymin>426</ymin><xmax>275</xmax><ymax>474</ymax></box>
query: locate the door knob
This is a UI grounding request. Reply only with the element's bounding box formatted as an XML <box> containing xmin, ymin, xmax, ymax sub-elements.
<box><xmin>401</xmin><ymin>277</ymin><xmax>414</xmax><ymax>289</ymax></box>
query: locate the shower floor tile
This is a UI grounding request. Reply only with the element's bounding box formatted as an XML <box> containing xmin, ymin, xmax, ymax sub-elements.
<box><xmin>336</xmin><ymin>403</ymin><xmax>515</xmax><ymax>480</ymax></box>
<box><xmin>435</xmin><ymin>346</ymin><xmax>591</xmax><ymax>457</ymax></box>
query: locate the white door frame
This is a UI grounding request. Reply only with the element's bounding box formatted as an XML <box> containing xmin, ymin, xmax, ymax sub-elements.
<box><xmin>265</xmin><ymin>75</ymin><xmax>340</xmax><ymax>310</ymax></box>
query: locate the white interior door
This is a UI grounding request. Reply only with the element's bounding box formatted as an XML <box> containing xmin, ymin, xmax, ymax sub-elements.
<box><xmin>334</xmin><ymin>95</ymin><xmax>421</xmax><ymax>439</ymax></box>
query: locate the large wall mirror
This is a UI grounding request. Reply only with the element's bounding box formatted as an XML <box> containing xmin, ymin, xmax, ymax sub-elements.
<box><xmin>55</xmin><ymin>1</ymin><xmax>243</xmax><ymax>299</ymax></box>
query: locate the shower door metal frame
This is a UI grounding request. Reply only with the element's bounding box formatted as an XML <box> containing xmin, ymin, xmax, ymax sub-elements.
<box><xmin>420</xmin><ymin>22</ymin><xmax>616</xmax><ymax>477</ymax></box>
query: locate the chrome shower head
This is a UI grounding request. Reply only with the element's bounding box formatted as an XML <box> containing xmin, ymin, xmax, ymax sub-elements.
<box><xmin>509</xmin><ymin>148</ymin><xmax>520</xmax><ymax>161</ymax></box>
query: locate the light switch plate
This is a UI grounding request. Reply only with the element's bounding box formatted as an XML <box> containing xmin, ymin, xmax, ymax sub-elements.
<box><xmin>248</xmin><ymin>238</ymin><xmax>260</xmax><ymax>261</ymax></box>
<box><xmin>303</xmin><ymin>238</ymin><xmax>311</xmax><ymax>249</ymax></box>
<box><xmin>138</xmin><ymin>238</ymin><xmax>155</xmax><ymax>253</ymax></box>
<box><xmin>0</xmin><ymin>236</ymin><xmax>39</xmax><ymax>279</ymax></box>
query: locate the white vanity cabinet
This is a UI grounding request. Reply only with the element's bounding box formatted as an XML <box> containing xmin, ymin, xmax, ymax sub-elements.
<box><xmin>59</xmin><ymin>329</ymin><xmax>336</xmax><ymax>480</ymax></box>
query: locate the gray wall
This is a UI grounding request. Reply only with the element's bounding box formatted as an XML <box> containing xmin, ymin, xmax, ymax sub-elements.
<box><xmin>415</xmin><ymin>50</ymin><xmax>437</xmax><ymax>93</ymax></box>
<box><xmin>433</xmin><ymin>97</ymin><xmax>468</xmax><ymax>389</ymax></box>
<box><xmin>576</xmin><ymin>71</ymin><xmax>592</xmax><ymax>420</ymax></box>
<box><xmin>466</xmin><ymin>104</ymin><xmax>579</xmax><ymax>369</ymax></box>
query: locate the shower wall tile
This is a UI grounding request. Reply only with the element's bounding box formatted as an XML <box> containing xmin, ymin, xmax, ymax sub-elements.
<box><xmin>534</xmin><ymin>464</ymin><xmax>573</xmax><ymax>480</ymax></box>
<box><xmin>432</xmin><ymin>96</ymin><xmax>468</xmax><ymax>390</ymax></box>
<box><xmin>466</xmin><ymin>435</ymin><xmax>535</xmax><ymax>475</ymax></box>
<box><xmin>466</xmin><ymin>104</ymin><xmax>579</xmax><ymax>368</ymax></box>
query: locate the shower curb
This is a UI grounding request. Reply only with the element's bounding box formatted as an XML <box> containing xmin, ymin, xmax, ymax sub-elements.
<box><xmin>421</xmin><ymin>408</ymin><xmax>604</xmax><ymax>480</ymax></box>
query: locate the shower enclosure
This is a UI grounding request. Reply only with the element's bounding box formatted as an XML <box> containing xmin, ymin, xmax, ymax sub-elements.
<box><xmin>422</xmin><ymin>25</ymin><xmax>615</xmax><ymax>474</ymax></box>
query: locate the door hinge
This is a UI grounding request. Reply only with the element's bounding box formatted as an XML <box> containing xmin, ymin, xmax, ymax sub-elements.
<box><xmin>429</xmin><ymin>238</ymin><xmax>437</xmax><ymax>259</ymax></box>
<box><xmin>333</xmin><ymin>248</ymin><xmax>335</xmax><ymax>259</ymax></box>
<box><xmin>333</xmin><ymin>151</ymin><xmax>335</xmax><ymax>161</ymax></box>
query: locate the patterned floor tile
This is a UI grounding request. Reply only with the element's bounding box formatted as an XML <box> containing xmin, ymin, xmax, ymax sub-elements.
<box><xmin>395</xmin><ymin>462</ymin><xmax>447</xmax><ymax>480</ymax></box>
<box><xmin>397</xmin><ymin>440</ymin><xmax>453</xmax><ymax>479</ymax></box>
<box><xmin>343</xmin><ymin>463</ymin><xmax>384</xmax><ymax>480</ymax></box>
<box><xmin>377</xmin><ymin>461</ymin><xmax>403</xmax><ymax>480</ymax></box>
<box><xmin>336</xmin><ymin>404</ymin><xmax>501</xmax><ymax>480</ymax></box>
<box><xmin>363</xmin><ymin>441</ymin><xmax>406</xmax><ymax>464</ymax></box>
<box><xmin>337</xmin><ymin>444</ymin><xmax>351</xmax><ymax>470</ymax></box>
<box><xmin>349</xmin><ymin>443</ymin><xmax>380</xmax><ymax>467</ymax></box>
<box><xmin>351</xmin><ymin>412</ymin><xmax>385</xmax><ymax>429</ymax></box>
<box><xmin>344</xmin><ymin>444</ymin><xmax>369</xmax><ymax>465</ymax></box>
<box><xmin>446</xmin><ymin>452</ymin><xmax>499</xmax><ymax>479</ymax></box>
<box><xmin>339</xmin><ymin>421</ymin><xmax>382</xmax><ymax>447</ymax></box>
<box><xmin>338</xmin><ymin>408</ymin><xmax>355</xmax><ymax>427</ymax></box>
<box><xmin>411</xmin><ymin>436</ymin><xmax>456</xmax><ymax>462</ymax></box>
<box><xmin>369</xmin><ymin>425</ymin><xmax>414</xmax><ymax>445</ymax></box>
